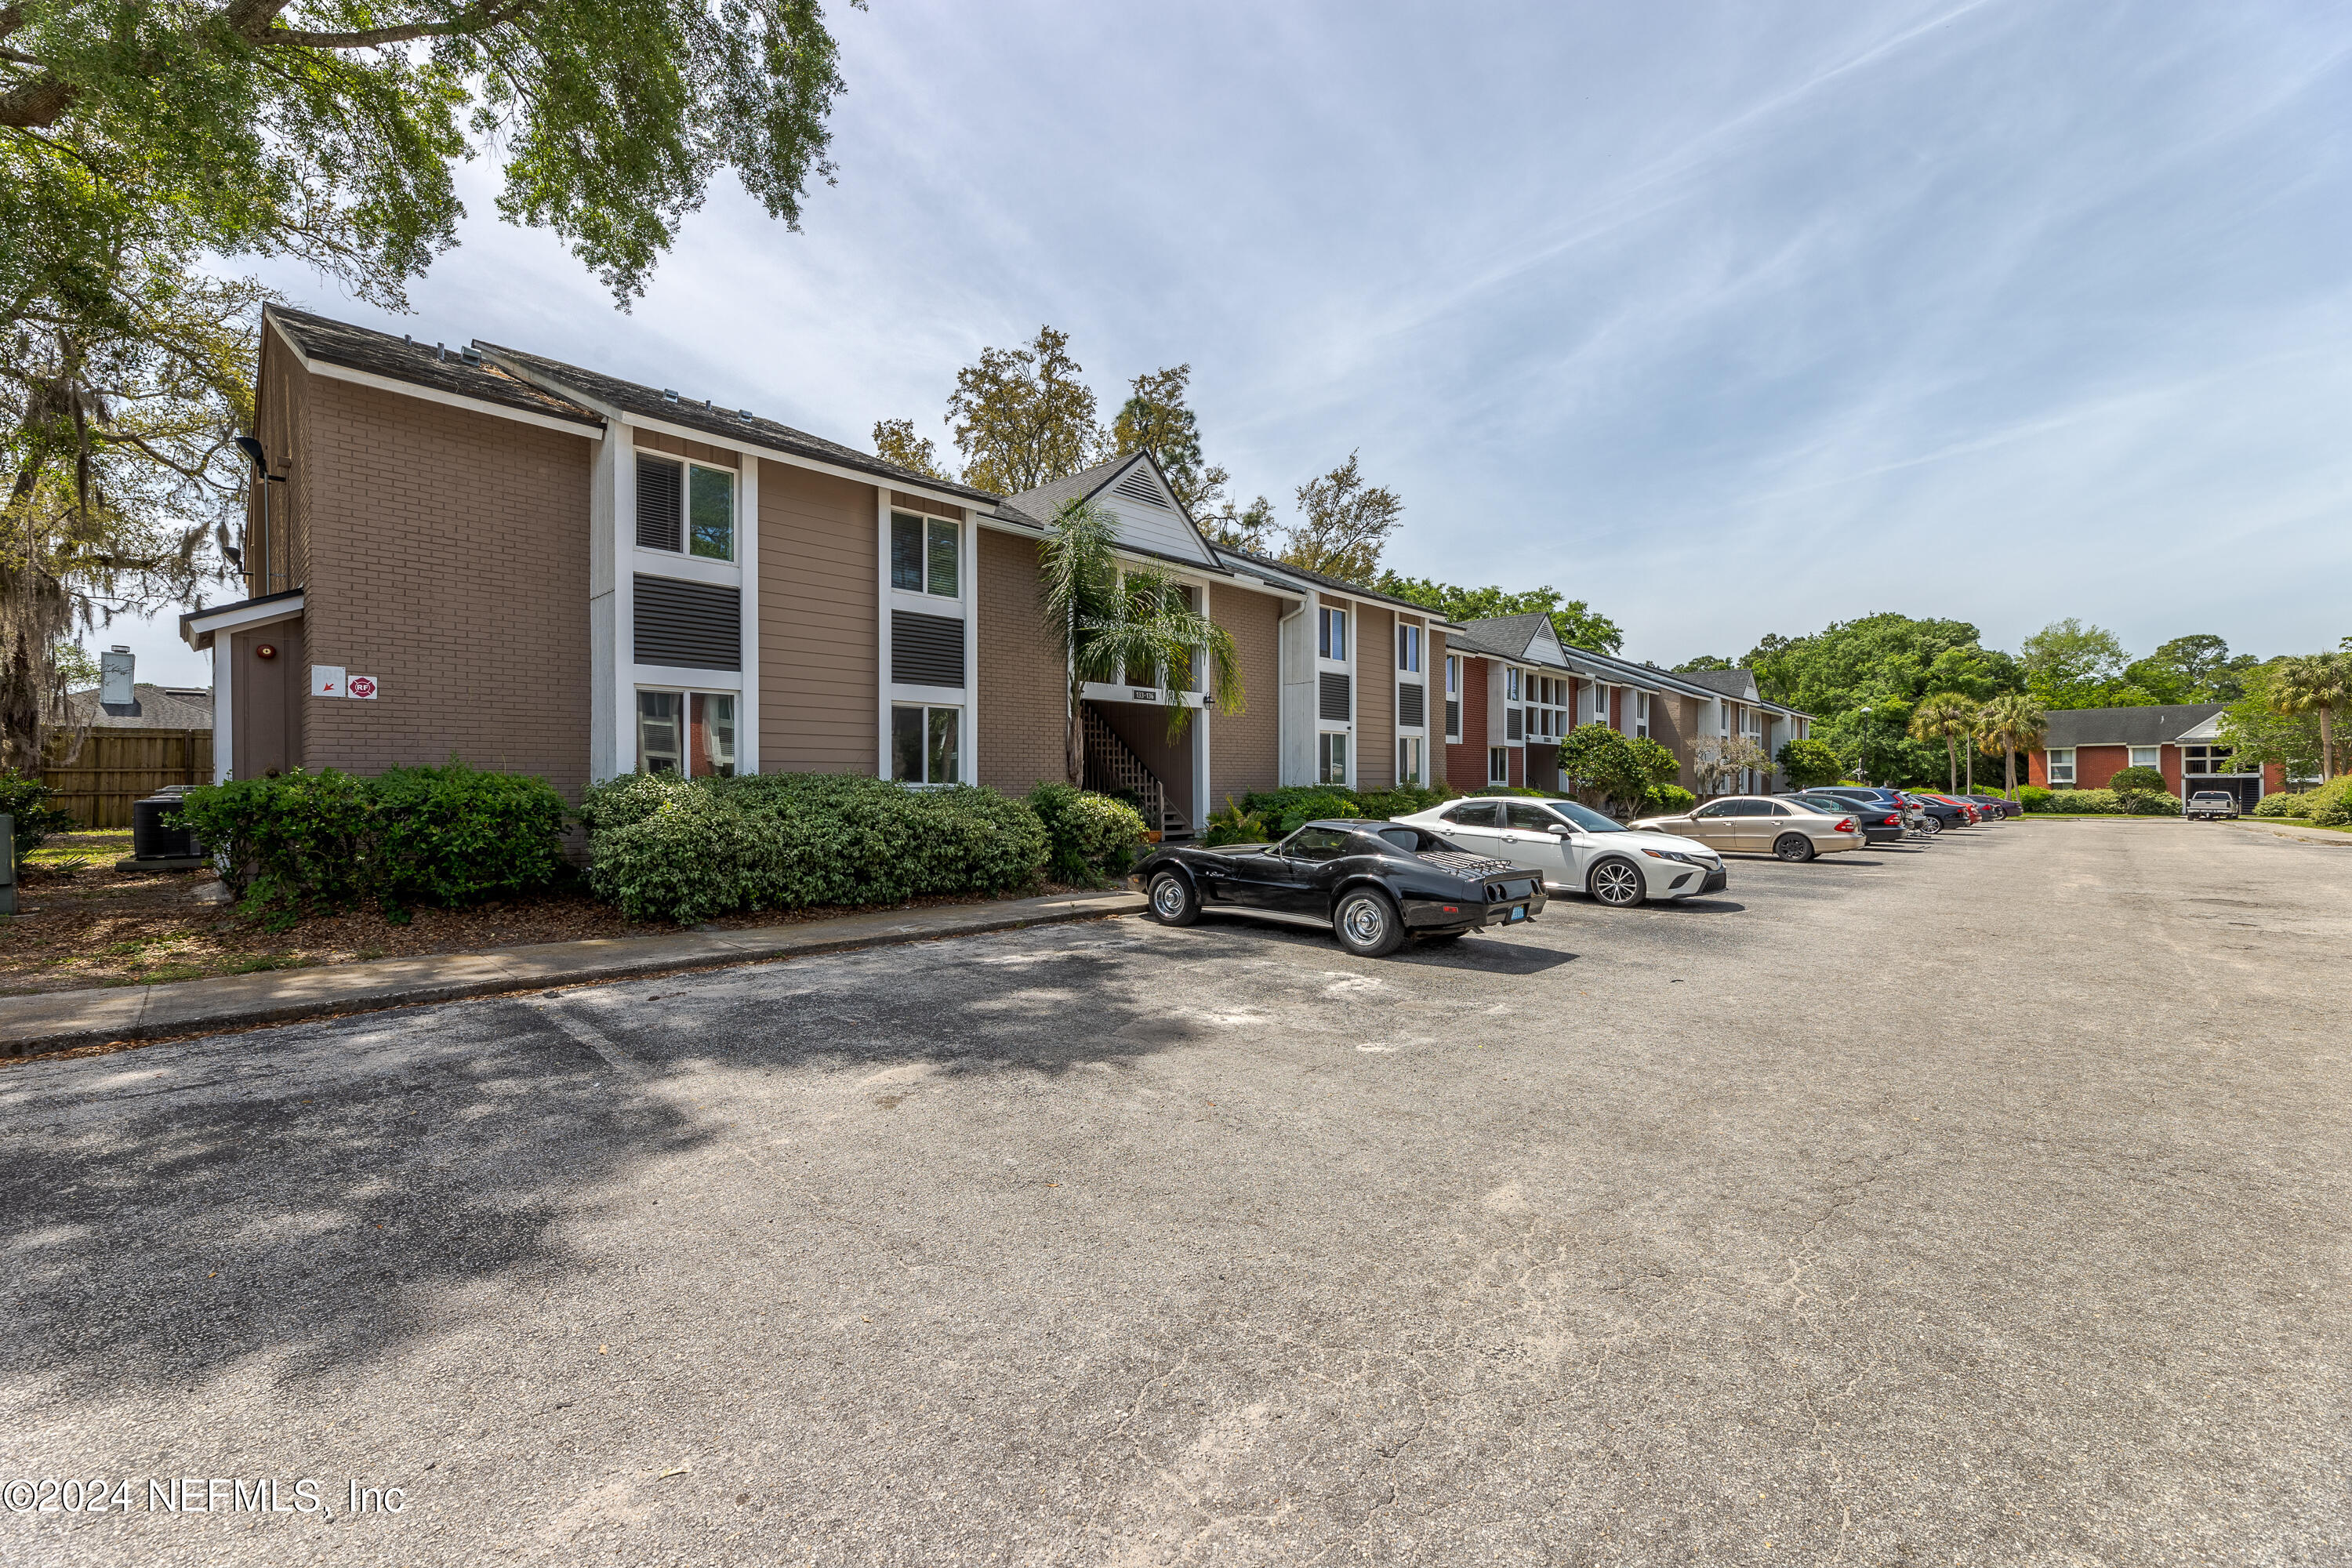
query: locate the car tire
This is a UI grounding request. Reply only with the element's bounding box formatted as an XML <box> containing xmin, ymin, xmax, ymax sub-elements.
<box><xmin>1145</xmin><ymin>870</ymin><xmax>1201</xmax><ymax>927</ymax></box>
<box><xmin>1588</xmin><ymin>857</ymin><xmax>1647</xmax><ymax>908</ymax></box>
<box><xmin>1921</xmin><ymin>815</ymin><xmax>1944</xmax><ymax>835</ymax></box>
<box><xmin>1773</xmin><ymin>833</ymin><xmax>1816</xmax><ymax>862</ymax></box>
<box><xmin>1332</xmin><ymin>888</ymin><xmax>1406</xmax><ymax>958</ymax></box>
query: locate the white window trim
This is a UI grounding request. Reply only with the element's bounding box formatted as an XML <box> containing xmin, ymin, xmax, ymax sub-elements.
<box><xmin>636</xmin><ymin>452</ymin><xmax>742</xmax><ymax>568</ymax></box>
<box><xmin>633</xmin><ymin>684</ymin><xmax>743</xmax><ymax>778</ymax></box>
<box><xmin>888</xmin><ymin>700</ymin><xmax>966</xmax><ymax>788</ymax></box>
<box><xmin>878</xmin><ymin>493</ymin><xmax>976</xmax><ymax>784</ymax></box>
<box><xmin>888</xmin><ymin>506</ymin><xmax>967</xmax><ymax>612</ymax></box>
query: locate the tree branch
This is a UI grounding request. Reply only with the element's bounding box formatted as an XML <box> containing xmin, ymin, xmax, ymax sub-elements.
<box><xmin>270</xmin><ymin>0</ymin><xmax>542</xmax><ymax>49</ymax></box>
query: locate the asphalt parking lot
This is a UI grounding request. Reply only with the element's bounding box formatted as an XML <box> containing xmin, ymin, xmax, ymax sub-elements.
<box><xmin>3</xmin><ymin>819</ymin><xmax>2347</xmax><ymax>1566</ymax></box>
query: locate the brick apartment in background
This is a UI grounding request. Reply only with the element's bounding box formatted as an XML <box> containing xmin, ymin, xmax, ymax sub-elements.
<box><xmin>1441</xmin><ymin>615</ymin><xmax>1812</xmax><ymax>797</ymax></box>
<box><xmin>180</xmin><ymin>306</ymin><xmax>1468</xmax><ymax>830</ymax></box>
<box><xmin>2030</xmin><ymin>706</ymin><xmax>2290</xmax><ymax>810</ymax></box>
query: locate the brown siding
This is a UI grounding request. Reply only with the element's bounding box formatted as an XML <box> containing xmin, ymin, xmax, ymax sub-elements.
<box><xmin>1356</xmin><ymin>604</ymin><xmax>1394</xmax><ymax>789</ymax></box>
<box><xmin>977</xmin><ymin>528</ymin><xmax>1068</xmax><ymax>793</ymax></box>
<box><xmin>892</xmin><ymin>491</ymin><xmax>964</xmax><ymax>519</ymax></box>
<box><xmin>1208</xmin><ymin>583</ymin><xmax>1281</xmax><ymax>804</ymax></box>
<box><xmin>1093</xmin><ymin>700</ymin><xmax>1196</xmax><ymax>829</ymax></box>
<box><xmin>296</xmin><ymin>376</ymin><xmax>594</xmax><ymax>799</ymax></box>
<box><xmin>758</xmin><ymin>459</ymin><xmax>879</xmax><ymax>772</ymax></box>
<box><xmin>633</xmin><ymin>429</ymin><xmax>739</xmax><ymax>468</ymax></box>
<box><xmin>245</xmin><ymin>326</ymin><xmax>312</xmax><ymax>599</ymax></box>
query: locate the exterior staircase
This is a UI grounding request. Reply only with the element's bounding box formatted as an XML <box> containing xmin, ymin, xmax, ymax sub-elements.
<box><xmin>1082</xmin><ymin>706</ymin><xmax>1188</xmax><ymax>840</ymax></box>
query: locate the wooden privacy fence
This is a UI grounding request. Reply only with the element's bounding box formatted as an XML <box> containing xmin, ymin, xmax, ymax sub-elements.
<box><xmin>41</xmin><ymin>729</ymin><xmax>213</xmax><ymax>829</ymax></box>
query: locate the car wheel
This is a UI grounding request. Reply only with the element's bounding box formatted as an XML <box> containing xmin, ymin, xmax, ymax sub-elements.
<box><xmin>1773</xmin><ymin>833</ymin><xmax>1816</xmax><ymax>862</ymax></box>
<box><xmin>1145</xmin><ymin>870</ymin><xmax>1200</xmax><ymax>927</ymax></box>
<box><xmin>1921</xmin><ymin>815</ymin><xmax>1944</xmax><ymax>835</ymax></box>
<box><xmin>1588</xmin><ymin>857</ymin><xmax>1646</xmax><ymax>907</ymax></box>
<box><xmin>1332</xmin><ymin>888</ymin><xmax>1406</xmax><ymax>957</ymax></box>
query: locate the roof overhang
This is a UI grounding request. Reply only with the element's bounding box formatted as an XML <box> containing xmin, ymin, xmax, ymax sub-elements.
<box><xmin>181</xmin><ymin>589</ymin><xmax>304</xmax><ymax>651</ymax></box>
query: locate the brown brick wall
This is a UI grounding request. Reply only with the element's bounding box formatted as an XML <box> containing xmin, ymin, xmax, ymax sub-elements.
<box><xmin>296</xmin><ymin>374</ymin><xmax>597</xmax><ymax>799</ymax></box>
<box><xmin>1446</xmin><ymin>655</ymin><xmax>1490</xmax><ymax>786</ymax></box>
<box><xmin>758</xmin><ymin>459</ymin><xmax>880</xmax><ymax>772</ymax></box>
<box><xmin>977</xmin><ymin>528</ymin><xmax>1069</xmax><ymax>793</ymax></box>
<box><xmin>1208</xmin><ymin>583</ymin><xmax>1281</xmax><ymax>804</ymax></box>
<box><xmin>1356</xmin><ymin>604</ymin><xmax>1393</xmax><ymax>790</ymax></box>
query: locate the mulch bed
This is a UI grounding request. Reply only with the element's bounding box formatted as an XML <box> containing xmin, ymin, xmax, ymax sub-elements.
<box><xmin>0</xmin><ymin>833</ymin><xmax>1094</xmax><ymax>996</ymax></box>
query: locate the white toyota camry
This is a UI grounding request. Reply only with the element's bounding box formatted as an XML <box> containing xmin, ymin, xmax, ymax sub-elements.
<box><xmin>1389</xmin><ymin>797</ymin><xmax>1727</xmax><ymax>908</ymax></box>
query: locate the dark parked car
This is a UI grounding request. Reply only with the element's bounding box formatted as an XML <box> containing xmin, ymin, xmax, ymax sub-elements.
<box><xmin>1963</xmin><ymin>793</ymin><xmax>2021</xmax><ymax>820</ymax></box>
<box><xmin>1815</xmin><ymin>786</ymin><xmax>1965</xmax><ymax>835</ymax></box>
<box><xmin>1783</xmin><ymin>793</ymin><xmax>1904</xmax><ymax>844</ymax></box>
<box><xmin>1129</xmin><ymin>818</ymin><xmax>1546</xmax><ymax>957</ymax></box>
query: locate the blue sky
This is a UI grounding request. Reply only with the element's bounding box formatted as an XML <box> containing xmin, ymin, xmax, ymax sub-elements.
<box><xmin>123</xmin><ymin>1</ymin><xmax>2352</xmax><ymax>685</ymax></box>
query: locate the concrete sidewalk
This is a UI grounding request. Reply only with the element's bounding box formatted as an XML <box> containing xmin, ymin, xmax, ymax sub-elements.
<box><xmin>0</xmin><ymin>889</ymin><xmax>1145</xmax><ymax>1057</ymax></box>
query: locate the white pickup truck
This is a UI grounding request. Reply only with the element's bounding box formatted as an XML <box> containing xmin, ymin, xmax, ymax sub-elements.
<box><xmin>2185</xmin><ymin>790</ymin><xmax>2240</xmax><ymax>821</ymax></box>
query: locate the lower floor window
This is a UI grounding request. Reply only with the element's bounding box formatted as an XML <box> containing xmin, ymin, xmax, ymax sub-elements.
<box><xmin>638</xmin><ymin>691</ymin><xmax>737</xmax><ymax>777</ymax></box>
<box><xmin>892</xmin><ymin>703</ymin><xmax>961</xmax><ymax>785</ymax></box>
<box><xmin>1489</xmin><ymin>746</ymin><xmax>1508</xmax><ymax>784</ymax></box>
<box><xmin>1398</xmin><ymin>735</ymin><xmax>1423</xmax><ymax>786</ymax></box>
<box><xmin>2048</xmin><ymin>747</ymin><xmax>2075</xmax><ymax>784</ymax></box>
<box><xmin>1319</xmin><ymin>731</ymin><xmax>1348</xmax><ymax>785</ymax></box>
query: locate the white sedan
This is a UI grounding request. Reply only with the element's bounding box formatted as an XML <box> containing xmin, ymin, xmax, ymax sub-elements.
<box><xmin>1390</xmin><ymin>797</ymin><xmax>1728</xmax><ymax>908</ymax></box>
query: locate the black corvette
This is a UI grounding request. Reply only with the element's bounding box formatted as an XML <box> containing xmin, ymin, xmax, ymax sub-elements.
<box><xmin>1127</xmin><ymin>818</ymin><xmax>1546</xmax><ymax>957</ymax></box>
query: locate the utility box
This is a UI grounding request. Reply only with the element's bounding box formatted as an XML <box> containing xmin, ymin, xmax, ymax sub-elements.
<box><xmin>0</xmin><ymin>812</ymin><xmax>16</xmax><ymax>916</ymax></box>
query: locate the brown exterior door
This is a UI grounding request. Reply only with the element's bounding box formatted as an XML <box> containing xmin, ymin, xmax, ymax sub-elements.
<box><xmin>230</xmin><ymin>621</ymin><xmax>304</xmax><ymax>779</ymax></box>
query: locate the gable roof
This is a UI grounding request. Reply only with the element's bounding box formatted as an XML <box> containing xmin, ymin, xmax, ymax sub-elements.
<box><xmin>60</xmin><ymin>683</ymin><xmax>213</xmax><ymax>730</ymax></box>
<box><xmin>993</xmin><ymin>451</ymin><xmax>1230</xmax><ymax>572</ymax></box>
<box><xmin>1209</xmin><ymin>549</ymin><xmax>1459</xmax><ymax>619</ymax></box>
<box><xmin>267</xmin><ymin>306</ymin><xmax>603</xmax><ymax>429</ymax></box>
<box><xmin>478</xmin><ymin>341</ymin><xmax>1000</xmax><ymax>507</ymax></box>
<box><xmin>1446</xmin><ymin>613</ymin><xmax>1556</xmax><ymax>662</ymax></box>
<box><xmin>1674</xmin><ymin>667</ymin><xmax>1761</xmax><ymax>702</ymax></box>
<box><xmin>2042</xmin><ymin>704</ymin><xmax>2226</xmax><ymax>748</ymax></box>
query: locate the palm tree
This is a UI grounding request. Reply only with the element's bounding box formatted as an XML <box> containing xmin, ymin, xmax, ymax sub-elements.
<box><xmin>2270</xmin><ymin>653</ymin><xmax>2348</xmax><ymax>779</ymax></box>
<box><xmin>1909</xmin><ymin>691</ymin><xmax>1977</xmax><ymax>792</ymax></box>
<box><xmin>1039</xmin><ymin>497</ymin><xmax>1243</xmax><ymax>786</ymax></box>
<box><xmin>1978</xmin><ymin>692</ymin><xmax>2046</xmax><ymax>800</ymax></box>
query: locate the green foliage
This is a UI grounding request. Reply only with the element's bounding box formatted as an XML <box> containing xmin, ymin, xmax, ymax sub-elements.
<box><xmin>1748</xmin><ymin>615</ymin><xmax>2020</xmax><ymax>723</ymax></box>
<box><xmin>870</xmin><ymin>419</ymin><xmax>953</xmax><ymax>482</ymax></box>
<box><xmin>2216</xmin><ymin>662</ymin><xmax>2328</xmax><ymax>784</ymax></box>
<box><xmin>2020</xmin><ymin>619</ymin><xmax>2133</xmax><ymax>710</ymax></box>
<box><xmin>2117</xmin><ymin>788</ymin><xmax>2183</xmax><ymax>815</ymax></box>
<box><xmin>1235</xmin><ymin>782</ymin><xmax>1454</xmax><ymax>836</ymax></box>
<box><xmin>2025</xmin><ymin>786</ymin><xmax>2183</xmax><ymax>816</ymax></box>
<box><xmin>1283</xmin><ymin>452</ymin><xmax>1402</xmax><ymax>586</ymax></box>
<box><xmin>949</xmin><ymin>326</ymin><xmax>1105</xmax><ymax>495</ymax></box>
<box><xmin>0</xmin><ymin>769</ymin><xmax>77</xmax><ymax>867</ymax></box>
<box><xmin>2252</xmin><ymin>790</ymin><xmax>2305</xmax><ymax>818</ymax></box>
<box><xmin>1110</xmin><ymin>364</ymin><xmax>1229</xmax><ymax>518</ymax></box>
<box><xmin>1469</xmin><ymin>786</ymin><xmax>1550</xmax><ymax>799</ymax></box>
<box><xmin>581</xmin><ymin>773</ymin><xmax>1051</xmax><ymax>924</ymax></box>
<box><xmin>2110</xmin><ymin>765</ymin><xmax>2167</xmax><ymax>794</ymax></box>
<box><xmin>2125</xmin><ymin>635</ymin><xmax>2259</xmax><ymax>704</ymax></box>
<box><xmin>1555</xmin><ymin>723</ymin><xmax>1679</xmax><ymax>815</ymax></box>
<box><xmin>2016</xmin><ymin>785</ymin><xmax>2054</xmax><ymax>812</ymax></box>
<box><xmin>173</xmin><ymin>764</ymin><xmax>568</xmax><ymax>921</ymax></box>
<box><xmin>1200</xmin><ymin>795</ymin><xmax>1271</xmax><ymax>848</ymax></box>
<box><xmin>1775</xmin><ymin>736</ymin><xmax>1845</xmax><ymax>790</ymax></box>
<box><xmin>2300</xmin><ymin>776</ymin><xmax>2352</xmax><ymax>827</ymax></box>
<box><xmin>2041</xmin><ymin>789</ymin><xmax>2122</xmax><ymax>815</ymax></box>
<box><xmin>1671</xmin><ymin>655</ymin><xmax>1734</xmax><ymax>672</ymax></box>
<box><xmin>1025</xmin><ymin>782</ymin><xmax>1149</xmax><ymax>884</ymax></box>
<box><xmin>1643</xmin><ymin>782</ymin><xmax>1696</xmax><ymax>814</ymax></box>
<box><xmin>1372</xmin><ymin>575</ymin><xmax>1624</xmax><ymax>655</ymax></box>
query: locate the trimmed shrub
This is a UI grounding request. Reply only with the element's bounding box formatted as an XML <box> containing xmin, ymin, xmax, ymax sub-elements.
<box><xmin>580</xmin><ymin>772</ymin><xmax>1054</xmax><ymax>924</ymax></box>
<box><xmin>2044</xmin><ymin>789</ymin><xmax>2122</xmax><ymax>814</ymax></box>
<box><xmin>1024</xmin><ymin>782</ymin><xmax>1149</xmax><ymax>884</ymax></box>
<box><xmin>2301</xmin><ymin>775</ymin><xmax>2352</xmax><ymax>826</ymax></box>
<box><xmin>1352</xmin><ymin>783</ymin><xmax>1454</xmax><ymax>820</ymax></box>
<box><xmin>1776</xmin><ymin>736</ymin><xmax>1846</xmax><ymax>791</ymax></box>
<box><xmin>1642</xmin><ymin>783</ymin><xmax>1696</xmax><ymax>815</ymax></box>
<box><xmin>2110</xmin><ymin>765</ymin><xmax>2166</xmax><ymax>795</ymax></box>
<box><xmin>2254</xmin><ymin>790</ymin><xmax>2309</xmax><ymax>818</ymax></box>
<box><xmin>173</xmin><ymin>764</ymin><xmax>568</xmax><ymax>920</ymax></box>
<box><xmin>1471</xmin><ymin>785</ymin><xmax>1551</xmax><ymax>799</ymax></box>
<box><xmin>2115</xmin><ymin>788</ymin><xmax>2183</xmax><ymax>816</ymax></box>
<box><xmin>2016</xmin><ymin>785</ymin><xmax>2053</xmax><ymax>812</ymax></box>
<box><xmin>0</xmin><ymin>768</ymin><xmax>80</xmax><ymax>868</ymax></box>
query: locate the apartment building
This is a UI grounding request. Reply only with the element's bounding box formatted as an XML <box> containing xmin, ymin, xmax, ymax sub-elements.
<box><xmin>1440</xmin><ymin>616</ymin><xmax>1810</xmax><ymax>797</ymax></box>
<box><xmin>2029</xmin><ymin>705</ymin><xmax>2287</xmax><ymax>809</ymax></box>
<box><xmin>179</xmin><ymin>306</ymin><xmax>1465</xmax><ymax>831</ymax></box>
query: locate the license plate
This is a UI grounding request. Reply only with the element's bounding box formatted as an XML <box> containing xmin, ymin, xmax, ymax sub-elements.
<box><xmin>1506</xmin><ymin>906</ymin><xmax>1527</xmax><ymax>923</ymax></box>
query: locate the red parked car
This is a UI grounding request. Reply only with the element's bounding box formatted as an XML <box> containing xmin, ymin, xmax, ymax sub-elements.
<box><xmin>1918</xmin><ymin>793</ymin><xmax>1981</xmax><ymax>825</ymax></box>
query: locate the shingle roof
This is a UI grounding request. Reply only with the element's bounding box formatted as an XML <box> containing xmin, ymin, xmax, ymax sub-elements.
<box><xmin>267</xmin><ymin>306</ymin><xmax>603</xmax><ymax>428</ymax></box>
<box><xmin>1209</xmin><ymin>550</ymin><xmax>1458</xmax><ymax>619</ymax></box>
<box><xmin>1673</xmin><ymin>668</ymin><xmax>1759</xmax><ymax>700</ymax></box>
<box><xmin>478</xmin><ymin>342</ymin><xmax>1000</xmax><ymax>508</ymax></box>
<box><xmin>996</xmin><ymin>454</ymin><xmax>1138</xmax><ymax>526</ymax></box>
<box><xmin>2043</xmin><ymin>704</ymin><xmax>2226</xmax><ymax>748</ymax></box>
<box><xmin>60</xmin><ymin>684</ymin><xmax>213</xmax><ymax>730</ymax></box>
<box><xmin>1446</xmin><ymin>613</ymin><xmax>1554</xmax><ymax>661</ymax></box>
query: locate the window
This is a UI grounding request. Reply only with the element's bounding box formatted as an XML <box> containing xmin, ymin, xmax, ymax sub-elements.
<box><xmin>2185</xmin><ymin>744</ymin><xmax>2239</xmax><ymax>775</ymax></box>
<box><xmin>2129</xmin><ymin>746</ymin><xmax>2160</xmax><ymax>768</ymax></box>
<box><xmin>1445</xmin><ymin>655</ymin><xmax>1459</xmax><ymax>697</ymax></box>
<box><xmin>1488</xmin><ymin>746</ymin><xmax>1508</xmax><ymax>784</ymax></box>
<box><xmin>890</xmin><ymin>512</ymin><xmax>959</xmax><ymax>597</ymax></box>
<box><xmin>1506</xmin><ymin>667</ymin><xmax>1522</xmax><ymax>702</ymax></box>
<box><xmin>1318</xmin><ymin>606</ymin><xmax>1348</xmax><ymax>660</ymax></box>
<box><xmin>1399</xmin><ymin>735</ymin><xmax>1423</xmax><ymax>785</ymax></box>
<box><xmin>891</xmin><ymin>703</ymin><xmax>960</xmax><ymax>784</ymax></box>
<box><xmin>1318</xmin><ymin>731</ymin><xmax>1348</xmax><ymax>785</ymax></box>
<box><xmin>1505</xmin><ymin>803</ymin><xmax>1559</xmax><ymax>832</ymax></box>
<box><xmin>637</xmin><ymin>691</ymin><xmax>736</xmax><ymax>776</ymax></box>
<box><xmin>1284</xmin><ymin>826</ymin><xmax>1352</xmax><ymax>862</ymax></box>
<box><xmin>1636</xmin><ymin>692</ymin><xmax>1651</xmax><ymax>739</ymax></box>
<box><xmin>637</xmin><ymin>456</ymin><xmax>733</xmax><ymax>559</ymax></box>
<box><xmin>1398</xmin><ymin>623</ymin><xmax>1421</xmax><ymax>673</ymax></box>
<box><xmin>1445</xmin><ymin>801</ymin><xmax>1500</xmax><ymax>827</ymax></box>
<box><xmin>2048</xmin><ymin>747</ymin><xmax>2075</xmax><ymax>784</ymax></box>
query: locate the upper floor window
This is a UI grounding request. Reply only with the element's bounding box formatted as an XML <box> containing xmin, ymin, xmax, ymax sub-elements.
<box><xmin>1636</xmin><ymin>692</ymin><xmax>1651</xmax><ymax>739</ymax></box>
<box><xmin>637</xmin><ymin>455</ymin><xmax>735</xmax><ymax>561</ymax></box>
<box><xmin>1398</xmin><ymin>623</ymin><xmax>1421</xmax><ymax>673</ymax></box>
<box><xmin>1445</xmin><ymin>654</ymin><xmax>1460</xmax><ymax>696</ymax></box>
<box><xmin>1506</xmin><ymin>667</ymin><xmax>1522</xmax><ymax>702</ymax></box>
<box><xmin>1318</xmin><ymin>606</ymin><xmax>1348</xmax><ymax>661</ymax></box>
<box><xmin>891</xmin><ymin>512</ymin><xmax>959</xmax><ymax>597</ymax></box>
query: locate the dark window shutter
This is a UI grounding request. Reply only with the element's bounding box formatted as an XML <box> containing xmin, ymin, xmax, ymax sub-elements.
<box><xmin>1506</xmin><ymin>708</ymin><xmax>1524</xmax><ymax>741</ymax></box>
<box><xmin>1399</xmin><ymin>681</ymin><xmax>1425</xmax><ymax>729</ymax></box>
<box><xmin>892</xmin><ymin>611</ymin><xmax>966</xmax><ymax>688</ymax></box>
<box><xmin>633</xmin><ymin>574</ymin><xmax>740</xmax><ymax>670</ymax></box>
<box><xmin>637</xmin><ymin>457</ymin><xmax>683</xmax><ymax>552</ymax></box>
<box><xmin>1446</xmin><ymin>698</ymin><xmax>1461</xmax><ymax>738</ymax></box>
<box><xmin>1319</xmin><ymin>670</ymin><xmax>1351</xmax><ymax>722</ymax></box>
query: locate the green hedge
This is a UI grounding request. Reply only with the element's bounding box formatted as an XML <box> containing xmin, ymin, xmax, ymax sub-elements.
<box><xmin>2296</xmin><ymin>777</ymin><xmax>2352</xmax><ymax>826</ymax></box>
<box><xmin>1025</xmin><ymin>782</ymin><xmax>1150</xmax><ymax>883</ymax></box>
<box><xmin>2028</xmin><ymin>787</ymin><xmax>2185</xmax><ymax>816</ymax></box>
<box><xmin>579</xmin><ymin>772</ymin><xmax>1050</xmax><ymax>924</ymax></box>
<box><xmin>172</xmin><ymin>762</ymin><xmax>568</xmax><ymax>922</ymax></box>
<box><xmin>1238</xmin><ymin>782</ymin><xmax>1457</xmax><ymax>837</ymax></box>
<box><xmin>1642</xmin><ymin>783</ymin><xmax>1696</xmax><ymax>814</ymax></box>
<box><xmin>2254</xmin><ymin>790</ymin><xmax>2310</xmax><ymax>818</ymax></box>
<box><xmin>2017</xmin><ymin>785</ymin><xmax>2053</xmax><ymax>812</ymax></box>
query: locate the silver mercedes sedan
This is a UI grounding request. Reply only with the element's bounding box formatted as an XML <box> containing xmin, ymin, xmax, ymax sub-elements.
<box><xmin>1630</xmin><ymin>794</ymin><xmax>1867</xmax><ymax>862</ymax></box>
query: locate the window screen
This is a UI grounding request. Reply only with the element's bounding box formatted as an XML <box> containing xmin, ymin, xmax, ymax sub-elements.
<box><xmin>637</xmin><ymin>456</ymin><xmax>683</xmax><ymax>551</ymax></box>
<box><xmin>890</xmin><ymin>513</ymin><xmax>924</xmax><ymax>591</ymax></box>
